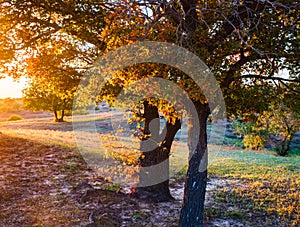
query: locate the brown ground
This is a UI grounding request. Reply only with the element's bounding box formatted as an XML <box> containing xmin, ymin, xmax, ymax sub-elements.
<box><xmin>0</xmin><ymin>132</ymin><xmax>122</xmax><ymax>226</ymax></box>
<box><xmin>0</xmin><ymin>110</ymin><xmax>53</xmax><ymax>122</ymax></box>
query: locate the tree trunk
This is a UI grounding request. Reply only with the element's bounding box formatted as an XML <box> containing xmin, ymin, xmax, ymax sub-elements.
<box><xmin>284</xmin><ymin>139</ymin><xmax>291</xmax><ymax>153</ymax></box>
<box><xmin>179</xmin><ymin>102</ymin><xmax>210</xmax><ymax>226</ymax></box>
<box><xmin>59</xmin><ymin>109</ymin><xmax>65</xmax><ymax>122</ymax></box>
<box><xmin>162</xmin><ymin>118</ymin><xmax>181</xmax><ymax>151</ymax></box>
<box><xmin>278</xmin><ymin>134</ymin><xmax>293</xmax><ymax>156</ymax></box>
<box><xmin>54</xmin><ymin>110</ymin><xmax>65</xmax><ymax>122</ymax></box>
<box><xmin>136</xmin><ymin>101</ymin><xmax>181</xmax><ymax>202</ymax></box>
<box><xmin>54</xmin><ymin>110</ymin><xmax>59</xmax><ymax>122</ymax></box>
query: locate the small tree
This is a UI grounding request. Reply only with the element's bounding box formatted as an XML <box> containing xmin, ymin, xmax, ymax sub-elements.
<box><xmin>23</xmin><ymin>79</ymin><xmax>74</xmax><ymax>122</ymax></box>
<box><xmin>23</xmin><ymin>40</ymin><xmax>81</xmax><ymax>122</ymax></box>
<box><xmin>232</xmin><ymin>115</ymin><xmax>267</xmax><ymax>150</ymax></box>
<box><xmin>263</xmin><ymin>102</ymin><xmax>300</xmax><ymax>156</ymax></box>
<box><xmin>232</xmin><ymin>91</ymin><xmax>300</xmax><ymax>155</ymax></box>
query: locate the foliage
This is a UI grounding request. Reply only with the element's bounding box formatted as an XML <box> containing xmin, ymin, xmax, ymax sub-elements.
<box><xmin>232</xmin><ymin>94</ymin><xmax>300</xmax><ymax>155</ymax></box>
<box><xmin>0</xmin><ymin>1</ymin><xmax>298</xmax><ymax>115</ymax></box>
<box><xmin>243</xmin><ymin>134</ymin><xmax>266</xmax><ymax>150</ymax></box>
<box><xmin>232</xmin><ymin>116</ymin><xmax>267</xmax><ymax>150</ymax></box>
<box><xmin>7</xmin><ymin>115</ymin><xmax>23</xmax><ymax>121</ymax></box>
<box><xmin>22</xmin><ymin>40</ymin><xmax>81</xmax><ymax>122</ymax></box>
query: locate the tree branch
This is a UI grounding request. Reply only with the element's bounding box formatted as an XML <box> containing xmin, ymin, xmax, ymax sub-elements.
<box><xmin>220</xmin><ymin>52</ymin><xmax>262</xmax><ymax>89</ymax></box>
<box><xmin>207</xmin><ymin>0</ymin><xmax>298</xmax><ymax>54</ymax></box>
<box><xmin>241</xmin><ymin>74</ymin><xmax>300</xmax><ymax>83</ymax></box>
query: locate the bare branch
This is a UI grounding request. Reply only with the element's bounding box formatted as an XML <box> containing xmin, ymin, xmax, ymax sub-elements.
<box><xmin>241</xmin><ymin>74</ymin><xmax>300</xmax><ymax>83</ymax></box>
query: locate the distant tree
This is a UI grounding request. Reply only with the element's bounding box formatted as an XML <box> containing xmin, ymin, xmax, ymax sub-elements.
<box><xmin>23</xmin><ymin>40</ymin><xmax>81</xmax><ymax>122</ymax></box>
<box><xmin>232</xmin><ymin>85</ymin><xmax>300</xmax><ymax>155</ymax></box>
<box><xmin>266</xmin><ymin>103</ymin><xmax>299</xmax><ymax>156</ymax></box>
<box><xmin>23</xmin><ymin>79</ymin><xmax>70</xmax><ymax>122</ymax></box>
<box><xmin>261</xmin><ymin>87</ymin><xmax>300</xmax><ymax>156</ymax></box>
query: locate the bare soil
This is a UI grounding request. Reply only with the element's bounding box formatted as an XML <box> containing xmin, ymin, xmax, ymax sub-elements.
<box><xmin>0</xmin><ymin>132</ymin><xmax>93</xmax><ymax>226</ymax></box>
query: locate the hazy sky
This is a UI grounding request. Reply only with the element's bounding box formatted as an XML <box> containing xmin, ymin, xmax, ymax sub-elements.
<box><xmin>0</xmin><ymin>76</ymin><xmax>27</xmax><ymax>98</ymax></box>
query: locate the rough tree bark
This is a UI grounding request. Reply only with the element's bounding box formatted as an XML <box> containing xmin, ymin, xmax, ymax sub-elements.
<box><xmin>136</xmin><ymin>101</ymin><xmax>181</xmax><ymax>202</ymax></box>
<box><xmin>179</xmin><ymin>102</ymin><xmax>210</xmax><ymax>226</ymax></box>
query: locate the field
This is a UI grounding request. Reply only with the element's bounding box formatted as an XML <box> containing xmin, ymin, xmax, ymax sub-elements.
<box><xmin>0</xmin><ymin>111</ymin><xmax>299</xmax><ymax>226</ymax></box>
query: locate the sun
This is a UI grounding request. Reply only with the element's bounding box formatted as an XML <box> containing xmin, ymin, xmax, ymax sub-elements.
<box><xmin>0</xmin><ymin>76</ymin><xmax>28</xmax><ymax>99</ymax></box>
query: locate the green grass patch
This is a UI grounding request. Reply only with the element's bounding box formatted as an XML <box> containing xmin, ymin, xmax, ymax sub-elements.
<box><xmin>205</xmin><ymin>207</ymin><xmax>246</xmax><ymax>220</ymax></box>
<box><xmin>208</xmin><ymin>148</ymin><xmax>299</xmax><ymax>226</ymax></box>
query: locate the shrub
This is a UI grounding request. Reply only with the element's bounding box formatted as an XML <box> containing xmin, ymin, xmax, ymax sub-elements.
<box><xmin>7</xmin><ymin>115</ymin><xmax>23</xmax><ymax>121</ymax></box>
<box><xmin>243</xmin><ymin>134</ymin><xmax>266</xmax><ymax>150</ymax></box>
<box><xmin>232</xmin><ymin>116</ymin><xmax>267</xmax><ymax>150</ymax></box>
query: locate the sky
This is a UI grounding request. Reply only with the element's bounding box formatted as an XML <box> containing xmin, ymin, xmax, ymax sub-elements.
<box><xmin>0</xmin><ymin>76</ymin><xmax>28</xmax><ymax>99</ymax></box>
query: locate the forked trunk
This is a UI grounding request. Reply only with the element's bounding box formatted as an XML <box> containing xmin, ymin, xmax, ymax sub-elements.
<box><xmin>136</xmin><ymin>101</ymin><xmax>181</xmax><ymax>202</ymax></box>
<box><xmin>179</xmin><ymin>102</ymin><xmax>210</xmax><ymax>226</ymax></box>
<box><xmin>54</xmin><ymin>110</ymin><xmax>65</xmax><ymax>122</ymax></box>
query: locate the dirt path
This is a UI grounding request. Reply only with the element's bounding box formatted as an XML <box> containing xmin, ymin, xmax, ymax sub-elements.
<box><xmin>0</xmin><ymin>133</ymin><xmax>95</xmax><ymax>226</ymax></box>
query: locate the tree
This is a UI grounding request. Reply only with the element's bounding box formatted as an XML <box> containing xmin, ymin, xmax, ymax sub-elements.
<box><xmin>232</xmin><ymin>86</ymin><xmax>300</xmax><ymax>155</ymax></box>
<box><xmin>22</xmin><ymin>39</ymin><xmax>81</xmax><ymax>122</ymax></box>
<box><xmin>96</xmin><ymin>64</ymin><xmax>183</xmax><ymax>202</ymax></box>
<box><xmin>23</xmin><ymin>76</ymin><xmax>74</xmax><ymax>122</ymax></box>
<box><xmin>264</xmin><ymin>101</ymin><xmax>299</xmax><ymax>156</ymax></box>
<box><xmin>1</xmin><ymin>1</ymin><xmax>299</xmax><ymax>226</ymax></box>
<box><xmin>128</xmin><ymin>1</ymin><xmax>299</xmax><ymax>225</ymax></box>
<box><xmin>0</xmin><ymin>0</ymin><xmax>102</xmax><ymax>121</ymax></box>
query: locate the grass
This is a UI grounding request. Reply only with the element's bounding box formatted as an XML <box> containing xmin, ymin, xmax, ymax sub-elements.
<box><xmin>0</xmin><ymin>114</ymin><xmax>299</xmax><ymax>226</ymax></box>
<box><xmin>207</xmin><ymin>148</ymin><xmax>299</xmax><ymax>226</ymax></box>
<box><xmin>205</xmin><ymin>207</ymin><xmax>245</xmax><ymax>219</ymax></box>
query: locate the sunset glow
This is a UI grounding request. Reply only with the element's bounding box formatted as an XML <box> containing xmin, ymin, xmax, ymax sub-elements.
<box><xmin>0</xmin><ymin>76</ymin><xmax>28</xmax><ymax>98</ymax></box>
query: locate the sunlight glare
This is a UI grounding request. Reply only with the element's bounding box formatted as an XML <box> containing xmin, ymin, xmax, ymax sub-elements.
<box><xmin>0</xmin><ymin>76</ymin><xmax>28</xmax><ymax>98</ymax></box>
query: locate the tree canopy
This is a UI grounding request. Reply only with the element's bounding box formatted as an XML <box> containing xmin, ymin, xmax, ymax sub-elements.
<box><xmin>1</xmin><ymin>0</ymin><xmax>299</xmax><ymax>113</ymax></box>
